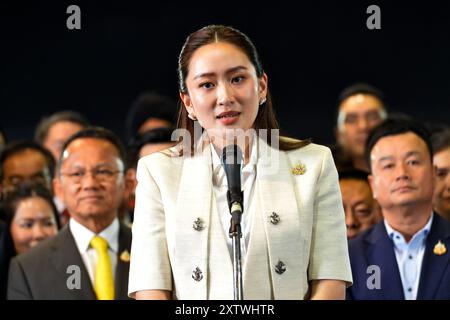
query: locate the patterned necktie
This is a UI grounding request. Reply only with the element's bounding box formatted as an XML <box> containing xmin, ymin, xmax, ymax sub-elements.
<box><xmin>90</xmin><ymin>235</ymin><xmax>115</xmax><ymax>300</ymax></box>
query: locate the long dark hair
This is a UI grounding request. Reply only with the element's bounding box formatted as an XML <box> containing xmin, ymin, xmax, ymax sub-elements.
<box><xmin>0</xmin><ymin>182</ymin><xmax>60</xmax><ymax>299</ymax></box>
<box><xmin>3</xmin><ymin>182</ymin><xmax>60</xmax><ymax>229</ymax></box>
<box><xmin>176</xmin><ymin>25</ymin><xmax>310</xmax><ymax>155</ymax></box>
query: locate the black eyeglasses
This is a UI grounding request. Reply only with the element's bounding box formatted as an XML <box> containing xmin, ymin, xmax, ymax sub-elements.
<box><xmin>60</xmin><ymin>168</ymin><xmax>123</xmax><ymax>184</ymax></box>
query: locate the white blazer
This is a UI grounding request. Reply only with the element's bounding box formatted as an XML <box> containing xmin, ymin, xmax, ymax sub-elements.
<box><xmin>128</xmin><ymin>136</ymin><xmax>352</xmax><ymax>299</ymax></box>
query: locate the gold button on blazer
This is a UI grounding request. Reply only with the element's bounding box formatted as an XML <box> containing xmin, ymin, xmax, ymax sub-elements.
<box><xmin>128</xmin><ymin>136</ymin><xmax>352</xmax><ymax>300</ymax></box>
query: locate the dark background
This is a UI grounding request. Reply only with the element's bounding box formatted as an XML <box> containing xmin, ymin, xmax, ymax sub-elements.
<box><xmin>1</xmin><ymin>1</ymin><xmax>449</xmax><ymax>145</ymax></box>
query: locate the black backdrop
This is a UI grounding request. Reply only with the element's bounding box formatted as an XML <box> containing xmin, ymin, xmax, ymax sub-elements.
<box><xmin>1</xmin><ymin>1</ymin><xmax>449</xmax><ymax>145</ymax></box>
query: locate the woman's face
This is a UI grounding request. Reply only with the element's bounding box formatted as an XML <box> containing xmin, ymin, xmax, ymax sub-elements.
<box><xmin>181</xmin><ymin>42</ymin><xmax>267</xmax><ymax>142</ymax></box>
<box><xmin>10</xmin><ymin>196</ymin><xmax>58</xmax><ymax>254</ymax></box>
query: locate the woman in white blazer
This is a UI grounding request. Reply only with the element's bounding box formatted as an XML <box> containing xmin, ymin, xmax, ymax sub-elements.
<box><xmin>128</xmin><ymin>25</ymin><xmax>352</xmax><ymax>300</ymax></box>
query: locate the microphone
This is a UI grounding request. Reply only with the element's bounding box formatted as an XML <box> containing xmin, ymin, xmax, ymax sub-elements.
<box><xmin>222</xmin><ymin>144</ymin><xmax>245</xmax><ymax>300</ymax></box>
<box><xmin>221</xmin><ymin>144</ymin><xmax>244</xmax><ymax>221</ymax></box>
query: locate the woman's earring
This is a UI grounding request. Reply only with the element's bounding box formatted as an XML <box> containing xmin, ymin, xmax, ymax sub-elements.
<box><xmin>259</xmin><ymin>97</ymin><xmax>267</xmax><ymax>106</ymax></box>
<box><xmin>188</xmin><ymin>113</ymin><xmax>197</xmax><ymax>121</ymax></box>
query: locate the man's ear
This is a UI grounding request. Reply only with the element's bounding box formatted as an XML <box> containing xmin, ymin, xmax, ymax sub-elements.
<box><xmin>333</xmin><ymin>126</ymin><xmax>339</xmax><ymax>141</ymax></box>
<box><xmin>432</xmin><ymin>164</ymin><xmax>438</xmax><ymax>189</ymax></box>
<box><xmin>53</xmin><ymin>177</ymin><xmax>64</xmax><ymax>202</ymax></box>
<box><xmin>368</xmin><ymin>174</ymin><xmax>377</xmax><ymax>199</ymax></box>
<box><xmin>335</xmin><ymin>125</ymin><xmax>347</xmax><ymax>147</ymax></box>
<box><xmin>180</xmin><ymin>92</ymin><xmax>194</xmax><ymax>116</ymax></box>
<box><xmin>124</xmin><ymin>168</ymin><xmax>137</xmax><ymax>199</ymax></box>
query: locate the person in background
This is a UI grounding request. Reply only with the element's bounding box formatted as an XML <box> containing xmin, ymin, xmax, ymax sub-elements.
<box><xmin>131</xmin><ymin>127</ymin><xmax>177</xmax><ymax>159</ymax></box>
<box><xmin>338</xmin><ymin>168</ymin><xmax>382</xmax><ymax>239</ymax></box>
<box><xmin>431</xmin><ymin>129</ymin><xmax>450</xmax><ymax>220</ymax></box>
<box><xmin>123</xmin><ymin>93</ymin><xmax>178</xmax><ymax>225</ymax></box>
<box><xmin>0</xmin><ymin>182</ymin><xmax>60</xmax><ymax>300</ymax></box>
<box><xmin>7</xmin><ymin>127</ymin><xmax>132</xmax><ymax>300</ymax></box>
<box><xmin>35</xmin><ymin>110</ymin><xmax>90</xmax><ymax>162</ymax></box>
<box><xmin>125</xmin><ymin>91</ymin><xmax>177</xmax><ymax>143</ymax></box>
<box><xmin>0</xmin><ymin>125</ymin><xmax>6</xmax><ymax>152</ymax></box>
<box><xmin>0</xmin><ymin>219</ymin><xmax>6</xmax><ymax>298</ymax></box>
<box><xmin>347</xmin><ymin>119</ymin><xmax>450</xmax><ymax>300</ymax></box>
<box><xmin>332</xmin><ymin>83</ymin><xmax>388</xmax><ymax>172</ymax></box>
<box><xmin>0</xmin><ymin>141</ymin><xmax>55</xmax><ymax>200</ymax></box>
<box><xmin>34</xmin><ymin>111</ymin><xmax>90</xmax><ymax>225</ymax></box>
<box><xmin>121</xmin><ymin>127</ymin><xmax>177</xmax><ymax>225</ymax></box>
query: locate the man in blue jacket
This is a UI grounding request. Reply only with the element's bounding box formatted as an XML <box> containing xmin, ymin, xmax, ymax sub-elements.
<box><xmin>347</xmin><ymin>119</ymin><xmax>450</xmax><ymax>300</ymax></box>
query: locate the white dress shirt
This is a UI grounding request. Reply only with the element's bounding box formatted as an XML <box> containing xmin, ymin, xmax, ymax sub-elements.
<box><xmin>210</xmin><ymin>137</ymin><xmax>258</xmax><ymax>264</ymax></box>
<box><xmin>384</xmin><ymin>213</ymin><xmax>433</xmax><ymax>300</ymax></box>
<box><xmin>69</xmin><ymin>217</ymin><xmax>119</xmax><ymax>286</ymax></box>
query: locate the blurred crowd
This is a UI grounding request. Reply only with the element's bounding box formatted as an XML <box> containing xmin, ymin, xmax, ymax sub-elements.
<box><xmin>0</xmin><ymin>83</ymin><xmax>449</xmax><ymax>300</ymax></box>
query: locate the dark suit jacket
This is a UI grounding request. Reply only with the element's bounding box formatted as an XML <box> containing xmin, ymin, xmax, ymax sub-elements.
<box><xmin>347</xmin><ymin>213</ymin><xmax>450</xmax><ymax>300</ymax></box>
<box><xmin>7</xmin><ymin>222</ymin><xmax>132</xmax><ymax>300</ymax></box>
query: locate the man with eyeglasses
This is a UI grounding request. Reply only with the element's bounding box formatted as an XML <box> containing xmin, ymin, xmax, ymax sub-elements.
<box><xmin>7</xmin><ymin>127</ymin><xmax>133</xmax><ymax>300</ymax></box>
<box><xmin>332</xmin><ymin>83</ymin><xmax>388</xmax><ymax>172</ymax></box>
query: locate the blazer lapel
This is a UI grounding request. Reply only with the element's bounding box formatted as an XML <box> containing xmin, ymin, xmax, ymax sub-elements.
<box><xmin>49</xmin><ymin>226</ymin><xmax>96</xmax><ymax>300</ymax></box>
<box><xmin>242</xmin><ymin>179</ymin><xmax>272</xmax><ymax>299</ymax></box>
<box><xmin>256</xmin><ymin>137</ymin><xmax>305</xmax><ymax>299</ymax></box>
<box><xmin>115</xmin><ymin>223</ymin><xmax>132</xmax><ymax>300</ymax></box>
<box><xmin>173</xmin><ymin>142</ymin><xmax>213</xmax><ymax>299</ymax></box>
<box><xmin>207</xmin><ymin>193</ymin><xmax>234</xmax><ymax>299</ymax></box>
<box><xmin>366</xmin><ymin>223</ymin><xmax>404</xmax><ymax>299</ymax></box>
<box><xmin>417</xmin><ymin>214</ymin><xmax>450</xmax><ymax>299</ymax></box>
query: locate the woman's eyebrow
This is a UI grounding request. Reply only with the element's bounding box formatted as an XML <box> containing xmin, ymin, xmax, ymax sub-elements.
<box><xmin>193</xmin><ymin>66</ymin><xmax>248</xmax><ymax>80</ymax></box>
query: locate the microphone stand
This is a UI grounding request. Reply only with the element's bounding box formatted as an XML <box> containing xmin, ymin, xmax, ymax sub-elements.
<box><xmin>222</xmin><ymin>143</ymin><xmax>244</xmax><ymax>300</ymax></box>
<box><xmin>228</xmin><ymin>191</ymin><xmax>244</xmax><ymax>300</ymax></box>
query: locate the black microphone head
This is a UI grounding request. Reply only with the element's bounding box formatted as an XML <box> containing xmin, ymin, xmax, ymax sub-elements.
<box><xmin>221</xmin><ymin>144</ymin><xmax>243</xmax><ymax>195</ymax></box>
<box><xmin>221</xmin><ymin>144</ymin><xmax>243</xmax><ymax>166</ymax></box>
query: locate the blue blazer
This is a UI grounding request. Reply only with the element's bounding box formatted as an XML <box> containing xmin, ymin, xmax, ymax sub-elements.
<box><xmin>347</xmin><ymin>213</ymin><xmax>450</xmax><ymax>300</ymax></box>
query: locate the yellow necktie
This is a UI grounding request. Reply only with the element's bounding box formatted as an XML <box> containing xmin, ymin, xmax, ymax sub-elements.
<box><xmin>90</xmin><ymin>235</ymin><xmax>115</xmax><ymax>300</ymax></box>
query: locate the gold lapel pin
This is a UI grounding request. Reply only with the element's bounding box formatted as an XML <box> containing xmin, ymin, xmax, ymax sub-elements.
<box><xmin>433</xmin><ymin>240</ymin><xmax>447</xmax><ymax>256</ymax></box>
<box><xmin>120</xmin><ymin>249</ymin><xmax>131</xmax><ymax>262</ymax></box>
<box><xmin>291</xmin><ymin>161</ymin><xmax>306</xmax><ymax>176</ymax></box>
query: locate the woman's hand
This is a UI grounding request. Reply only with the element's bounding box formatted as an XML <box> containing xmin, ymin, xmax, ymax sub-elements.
<box><xmin>135</xmin><ymin>290</ymin><xmax>172</xmax><ymax>300</ymax></box>
<box><xmin>309</xmin><ymin>280</ymin><xmax>347</xmax><ymax>300</ymax></box>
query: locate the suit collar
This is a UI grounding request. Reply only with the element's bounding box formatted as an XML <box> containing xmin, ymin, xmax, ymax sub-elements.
<box><xmin>366</xmin><ymin>221</ymin><xmax>390</xmax><ymax>244</ymax></box>
<box><xmin>383</xmin><ymin>214</ymin><xmax>433</xmax><ymax>248</ymax></box>
<box><xmin>417</xmin><ymin>213</ymin><xmax>450</xmax><ymax>299</ymax></box>
<box><xmin>364</xmin><ymin>222</ymin><xmax>405</xmax><ymax>299</ymax></box>
<box><xmin>365</xmin><ymin>214</ymin><xmax>450</xmax><ymax>300</ymax></box>
<box><xmin>69</xmin><ymin>217</ymin><xmax>120</xmax><ymax>254</ymax></box>
<box><xmin>49</xmin><ymin>226</ymin><xmax>96</xmax><ymax>300</ymax></box>
<box><xmin>115</xmin><ymin>222</ymin><xmax>132</xmax><ymax>300</ymax></box>
<box><xmin>173</xmin><ymin>137</ymin><xmax>299</xmax><ymax>299</ymax></box>
<box><xmin>173</xmin><ymin>136</ymin><xmax>309</xmax><ymax>299</ymax></box>
<box><xmin>428</xmin><ymin>212</ymin><xmax>450</xmax><ymax>239</ymax></box>
<box><xmin>255</xmin><ymin>140</ymin><xmax>305</xmax><ymax>299</ymax></box>
<box><xmin>49</xmin><ymin>223</ymin><xmax>131</xmax><ymax>300</ymax></box>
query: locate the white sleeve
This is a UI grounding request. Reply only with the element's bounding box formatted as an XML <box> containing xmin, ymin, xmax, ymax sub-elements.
<box><xmin>307</xmin><ymin>147</ymin><xmax>353</xmax><ymax>286</ymax></box>
<box><xmin>128</xmin><ymin>158</ymin><xmax>172</xmax><ymax>298</ymax></box>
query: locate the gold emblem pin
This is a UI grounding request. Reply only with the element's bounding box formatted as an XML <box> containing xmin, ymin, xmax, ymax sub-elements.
<box><xmin>120</xmin><ymin>250</ymin><xmax>131</xmax><ymax>262</ymax></box>
<box><xmin>291</xmin><ymin>162</ymin><xmax>306</xmax><ymax>176</ymax></box>
<box><xmin>433</xmin><ymin>240</ymin><xmax>447</xmax><ymax>256</ymax></box>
